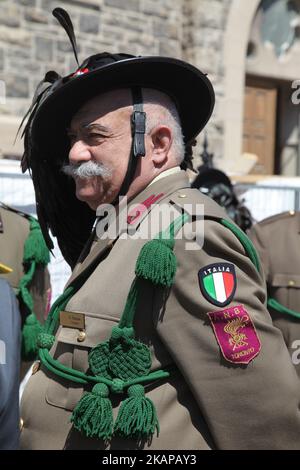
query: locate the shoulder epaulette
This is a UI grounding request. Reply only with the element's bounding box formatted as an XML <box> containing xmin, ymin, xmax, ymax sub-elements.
<box><xmin>0</xmin><ymin>201</ymin><xmax>31</xmax><ymax>221</ymax></box>
<box><xmin>257</xmin><ymin>211</ymin><xmax>297</xmax><ymax>227</ymax></box>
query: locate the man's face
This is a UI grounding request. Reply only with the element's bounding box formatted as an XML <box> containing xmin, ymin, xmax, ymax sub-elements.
<box><xmin>66</xmin><ymin>89</ymin><xmax>133</xmax><ymax>210</ymax></box>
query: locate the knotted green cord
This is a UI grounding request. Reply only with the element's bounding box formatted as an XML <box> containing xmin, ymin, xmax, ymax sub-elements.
<box><xmin>38</xmin><ymin>213</ymin><xmax>189</xmax><ymax>441</ymax></box>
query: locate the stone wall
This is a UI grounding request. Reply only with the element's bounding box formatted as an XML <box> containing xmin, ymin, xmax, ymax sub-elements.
<box><xmin>0</xmin><ymin>0</ymin><xmax>183</xmax><ymax>117</ymax></box>
<box><xmin>182</xmin><ymin>0</ymin><xmax>233</xmax><ymax>167</ymax></box>
<box><xmin>0</xmin><ymin>0</ymin><xmax>231</xmax><ymax>164</ymax></box>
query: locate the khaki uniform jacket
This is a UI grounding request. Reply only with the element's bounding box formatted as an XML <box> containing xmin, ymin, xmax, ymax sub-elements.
<box><xmin>0</xmin><ymin>205</ymin><xmax>51</xmax><ymax>377</ymax></box>
<box><xmin>249</xmin><ymin>211</ymin><xmax>300</xmax><ymax>375</ymax></box>
<box><xmin>20</xmin><ymin>172</ymin><xmax>300</xmax><ymax>450</ymax></box>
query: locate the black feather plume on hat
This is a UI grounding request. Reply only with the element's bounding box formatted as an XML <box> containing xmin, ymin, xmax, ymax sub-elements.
<box><xmin>19</xmin><ymin>9</ymin><xmax>96</xmax><ymax>268</ymax></box>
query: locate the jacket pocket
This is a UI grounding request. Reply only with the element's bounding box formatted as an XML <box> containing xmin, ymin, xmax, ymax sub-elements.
<box><xmin>270</xmin><ymin>273</ymin><xmax>300</xmax><ymax>312</ymax></box>
<box><xmin>45</xmin><ymin>312</ymin><xmax>118</xmax><ymax>411</ymax></box>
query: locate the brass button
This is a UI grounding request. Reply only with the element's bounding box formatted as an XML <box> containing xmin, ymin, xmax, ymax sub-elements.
<box><xmin>77</xmin><ymin>330</ymin><xmax>86</xmax><ymax>342</ymax></box>
<box><xmin>178</xmin><ymin>194</ymin><xmax>187</xmax><ymax>198</ymax></box>
<box><xmin>288</xmin><ymin>280</ymin><xmax>295</xmax><ymax>287</ymax></box>
<box><xmin>289</xmin><ymin>210</ymin><xmax>295</xmax><ymax>216</ymax></box>
<box><xmin>19</xmin><ymin>418</ymin><xmax>24</xmax><ymax>431</ymax></box>
<box><xmin>32</xmin><ymin>361</ymin><xmax>40</xmax><ymax>375</ymax></box>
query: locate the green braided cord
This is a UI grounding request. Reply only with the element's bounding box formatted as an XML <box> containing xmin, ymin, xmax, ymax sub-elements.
<box><xmin>220</xmin><ymin>218</ymin><xmax>260</xmax><ymax>273</ymax></box>
<box><xmin>19</xmin><ymin>260</ymin><xmax>36</xmax><ymax>312</ymax></box>
<box><xmin>125</xmin><ymin>369</ymin><xmax>169</xmax><ymax>387</ymax></box>
<box><xmin>88</xmin><ymin>340</ymin><xmax>111</xmax><ymax>378</ymax></box>
<box><xmin>37</xmin><ymin>215</ymin><xmax>188</xmax><ymax>441</ymax></box>
<box><xmin>19</xmin><ymin>260</ymin><xmax>44</xmax><ymax>360</ymax></box>
<box><xmin>71</xmin><ymin>383</ymin><xmax>113</xmax><ymax>440</ymax></box>
<box><xmin>21</xmin><ymin>311</ymin><xmax>43</xmax><ymax>360</ymax></box>
<box><xmin>118</xmin><ymin>279</ymin><xmax>139</xmax><ymax>329</ymax></box>
<box><xmin>135</xmin><ymin>213</ymin><xmax>189</xmax><ymax>288</ymax></box>
<box><xmin>109</xmin><ymin>329</ymin><xmax>151</xmax><ymax>380</ymax></box>
<box><xmin>268</xmin><ymin>298</ymin><xmax>300</xmax><ymax>320</ymax></box>
<box><xmin>160</xmin><ymin>212</ymin><xmax>189</xmax><ymax>239</ymax></box>
<box><xmin>24</xmin><ymin>216</ymin><xmax>50</xmax><ymax>265</ymax></box>
<box><xmin>113</xmin><ymin>384</ymin><xmax>159</xmax><ymax>439</ymax></box>
<box><xmin>39</xmin><ymin>349</ymin><xmax>89</xmax><ymax>384</ymax></box>
<box><xmin>44</xmin><ymin>285</ymin><xmax>76</xmax><ymax>335</ymax></box>
<box><xmin>39</xmin><ymin>348</ymin><xmax>169</xmax><ymax>388</ymax></box>
<box><xmin>18</xmin><ymin>216</ymin><xmax>50</xmax><ymax>359</ymax></box>
<box><xmin>37</xmin><ymin>332</ymin><xmax>55</xmax><ymax>350</ymax></box>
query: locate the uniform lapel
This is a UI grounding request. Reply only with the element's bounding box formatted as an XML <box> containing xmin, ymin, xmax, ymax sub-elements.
<box><xmin>65</xmin><ymin>170</ymin><xmax>190</xmax><ymax>288</ymax></box>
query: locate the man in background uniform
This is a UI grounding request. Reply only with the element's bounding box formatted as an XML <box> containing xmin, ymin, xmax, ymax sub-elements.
<box><xmin>249</xmin><ymin>210</ymin><xmax>300</xmax><ymax>375</ymax></box>
<box><xmin>0</xmin><ymin>202</ymin><xmax>51</xmax><ymax>377</ymax></box>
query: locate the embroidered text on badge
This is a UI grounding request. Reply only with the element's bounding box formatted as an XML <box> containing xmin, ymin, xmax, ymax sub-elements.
<box><xmin>207</xmin><ymin>304</ymin><xmax>261</xmax><ymax>364</ymax></box>
<box><xmin>198</xmin><ymin>262</ymin><xmax>236</xmax><ymax>307</ymax></box>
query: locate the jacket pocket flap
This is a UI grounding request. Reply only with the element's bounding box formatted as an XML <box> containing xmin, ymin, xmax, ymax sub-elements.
<box><xmin>271</xmin><ymin>273</ymin><xmax>300</xmax><ymax>288</ymax></box>
<box><xmin>56</xmin><ymin>312</ymin><xmax>119</xmax><ymax>349</ymax></box>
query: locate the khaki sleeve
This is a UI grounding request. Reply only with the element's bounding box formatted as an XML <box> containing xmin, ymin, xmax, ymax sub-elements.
<box><xmin>29</xmin><ymin>264</ymin><xmax>51</xmax><ymax>324</ymax></box>
<box><xmin>154</xmin><ymin>220</ymin><xmax>300</xmax><ymax>449</ymax></box>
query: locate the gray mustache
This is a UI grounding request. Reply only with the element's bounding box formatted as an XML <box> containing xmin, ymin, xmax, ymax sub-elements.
<box><xmin>62</xmin><ymin>161</ymin><xmax>112</xmax><ymax>179</ymax></box>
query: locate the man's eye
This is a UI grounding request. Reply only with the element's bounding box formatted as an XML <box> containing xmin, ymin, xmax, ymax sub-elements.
<box><xmin>89</xmin><ymin>133</ymin><xmax>104</xmax><ymax>138</ymax></box>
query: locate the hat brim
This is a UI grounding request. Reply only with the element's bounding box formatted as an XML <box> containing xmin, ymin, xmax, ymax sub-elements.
<box><xmin>32</xmin><ymin>56</ymin><xmax>215</xmax><ymax>145</ymax></box>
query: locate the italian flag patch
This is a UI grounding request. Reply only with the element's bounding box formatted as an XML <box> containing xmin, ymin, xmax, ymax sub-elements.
<box><xmin>198</xmin><ymin>263</ymin><xmax>237</xmax><ymax>307</ymax></box>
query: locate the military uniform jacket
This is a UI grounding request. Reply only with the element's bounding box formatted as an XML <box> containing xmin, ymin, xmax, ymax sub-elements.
<box><xmin>0</xmin><ymin>204</ymin><xmax>50</xmax><ymax>321</ymax></box>
<box><xmin>20</xmin><ymin>171</ymin><xmax>300</xmax><ymax>450</ymax></box>
<box><xmin>0</xmin><ymin>204</ymin><xmax>51</xmax><ymax>377</ymax></box>
<box><xmin>249</xmin><ymin>211</ymin><xmax>300</xmax><ymax>376</ymax></box>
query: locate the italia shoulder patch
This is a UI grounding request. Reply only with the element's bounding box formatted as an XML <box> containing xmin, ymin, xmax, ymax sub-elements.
<box><xmin>198</xmin><ymin>262</ymin><xmax>236</xmax><ymax>307</ymax></box>
<box><xmin>207</xmin><ymin>304</ymin><xmax>261</xmax><ymax>364</ymax></box>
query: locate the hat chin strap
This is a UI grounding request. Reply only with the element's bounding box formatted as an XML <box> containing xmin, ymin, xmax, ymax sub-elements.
<box><xmin>117</xmin><ymin>86</ymin><xmax>146</xmax><ymax>199</ymax></box>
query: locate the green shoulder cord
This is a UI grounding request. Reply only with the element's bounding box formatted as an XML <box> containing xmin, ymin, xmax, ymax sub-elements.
<box><xmin>37</xmin><ymin>213</ymin><xmax>189</xmax><ymax>442</ymax></box>
<box><xmin>19</xmin><ymin>216</ymin><xmax>50</xmax><ymax>360</ymax></box>
<box><xmin>214</xmin><ymin>218</ymin><xmax>300</xmax><ymax>320</ymax></box>
<box><xmin>220</xmin><ymin>218</ymin><xmax>261</xmax><ymax>273</ymax></box>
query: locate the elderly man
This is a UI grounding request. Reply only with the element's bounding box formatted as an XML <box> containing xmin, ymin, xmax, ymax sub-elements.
<box><xmin>19</xmin><ymin>9</ymin><xmax>300</xmax><ymax>451</ymax></box>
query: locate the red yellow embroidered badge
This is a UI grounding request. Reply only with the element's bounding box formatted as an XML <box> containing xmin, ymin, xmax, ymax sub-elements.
<box><xmin>207</xmin><ymin>304</ymin><xmax>261</xmax><ymax>364</ymax></box>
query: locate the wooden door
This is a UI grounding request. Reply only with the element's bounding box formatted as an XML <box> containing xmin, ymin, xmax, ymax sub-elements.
<box><xmin>243</xmin><ymin>85</ymin><xmax>277</xmax><ymax>174</ymax></box>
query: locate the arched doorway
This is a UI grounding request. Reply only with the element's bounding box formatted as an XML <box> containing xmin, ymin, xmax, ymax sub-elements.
<box><xmin>223</xmin><ymin>0</ymin><xmax>300</xmax><ymax>175</ymax></box>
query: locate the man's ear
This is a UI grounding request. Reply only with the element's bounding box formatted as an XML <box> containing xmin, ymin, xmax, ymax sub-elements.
<box><xmin>150</xmin><ymin>125</ymin><xmax>172</xmax><ymax>165</ymax></box>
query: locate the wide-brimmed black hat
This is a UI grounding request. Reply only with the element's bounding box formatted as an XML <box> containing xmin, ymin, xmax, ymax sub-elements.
<box><xmin>31</xmin><ymin>53</ymin><xmax>215</xmax><ymax>147</ymax></box>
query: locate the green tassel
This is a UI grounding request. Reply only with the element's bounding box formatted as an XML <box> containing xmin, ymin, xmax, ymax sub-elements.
<box><xmin>135</xmin><ymin>237</ymin><xmax>176</xmax><ymax>287</ymax></box>
<box><xmin>114</xmin><ymin>384</ymin><xmax>159</xmax><ymax>439</ymax></box>
<box><xmin>21</xmin><ymin>312</ymin><xmax>43</xmax><ymax>360</ymax></box>
<box><xmin>23</xmin><ymin>217</ymin><xmax>50</xmax><ymax>265</ymax></box>
<box><xmin>71</xmin><ymin>383</ymin><xmax>113</xmax><ymax>440</ymax></box>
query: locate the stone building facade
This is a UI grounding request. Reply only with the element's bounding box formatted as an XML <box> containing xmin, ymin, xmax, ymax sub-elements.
<box><xmin>1</xmin><ymin>0</ymin><xmax>300</xmax><ymax>176</ymax></box>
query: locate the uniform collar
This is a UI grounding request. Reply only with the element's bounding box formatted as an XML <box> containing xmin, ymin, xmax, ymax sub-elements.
<box><xmin>65</xmin><ymin>169</ymin><xmax>190</xmax><ymax>288</ymax></box>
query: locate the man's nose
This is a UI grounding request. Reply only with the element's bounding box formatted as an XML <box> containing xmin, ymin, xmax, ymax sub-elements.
<box><xmin>68</xmin><ymin>140</ymin><xmax>91</xmax><ymax>164</ymax></box>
